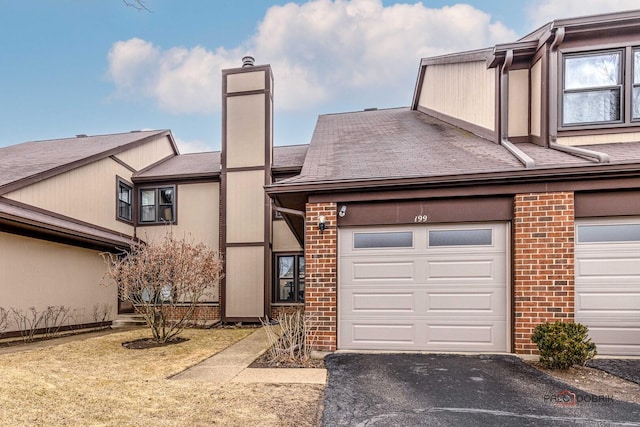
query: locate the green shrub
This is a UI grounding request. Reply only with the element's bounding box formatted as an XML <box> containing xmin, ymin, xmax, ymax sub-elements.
<box><xmin>531</xmin><ymin>321</ymin><xmax>597</xmax><ymax>370</ymax></box>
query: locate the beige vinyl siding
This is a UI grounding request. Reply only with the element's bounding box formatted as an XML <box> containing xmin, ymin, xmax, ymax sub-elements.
<box><xmin>557</xmin><ymin>132</ymin><xmax>640</xmax><ymax>146</ymax></box>
<box><xmin>508</xmin><ymin>69</ymin><xmax>529</xmax><ymax>138</ymax></box>
<box><xmin>4</xmin><ymin>157</ymin><xmax>134</xmax><ymax>235</ymax></box>
<box><xmin>273</xmin><ymin>220</ymin><xmax>303</xmax><ymax>252</ymax></box>
<box><xmin>419</xmin><ymin>61</ymin><xmax>495</xmax><ymax>131</ymax></box>
<box><xmin>0</xmin><ymin>232</ymin><xmax>115</xmax><ymax>332</ymax></box>
<box><xmin>226</xmin><ymin>170</ymin><xmax>265</xmax><ymax>243</ymax></box>
<box><xmin>225</xmin><ymin>246</ymin><xmax>265</xmax><ymax>318</ymax></box>
<box><xmin>137</xmin><ymin>182</ymin><xmax>221</xmax><ymax>302</ymax></box>
<box><xmin>226</xmin><ymin>94</ymin><xmax>266</xmax><ymax>168</ymax></box>
<box><xmin>137</xmin><ymin>183</ymin><xmax>220</xmax><ymax>249</ymax></box>
<box><xmin>530</xmin><ymin>60</ymin><xmax>542</xmax><ymax>137</ymax></box>
<box><xmin>113</xmin><ymin>135</ymin><xmax>175</xmax><ymax>171</ymax></box>
<box><xmin>226</xmin><ymin>70</ymin><xmax>265</xmax><ymax>93</ymax></box>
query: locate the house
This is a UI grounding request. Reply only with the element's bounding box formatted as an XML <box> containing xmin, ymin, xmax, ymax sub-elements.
<box><xmin>269</xmin><ymin>9</ymin><xmax>640</xmax><ymax>356</ymax></box>
<box><xmin>1</xmin><ymin>10</ymin><xmax>639</xmax><ymax>356</ymax></box>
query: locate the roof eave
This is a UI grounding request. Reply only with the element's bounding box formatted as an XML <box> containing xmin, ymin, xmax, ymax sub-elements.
<box><xmin>266</xmin><ymin>162</ymin><xmax>640</xmax><ymax>196</ymax></box>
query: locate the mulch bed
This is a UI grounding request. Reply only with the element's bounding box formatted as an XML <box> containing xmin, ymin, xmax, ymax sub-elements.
<box><xmin>249</xmin><ymin>349</ymin><xmax>325</xmax><ymax>369</ymax></box>
<box><xmin>121</xmin><ymin>337</ymin><xmax>189</xmax><ymax>350</ymax></box>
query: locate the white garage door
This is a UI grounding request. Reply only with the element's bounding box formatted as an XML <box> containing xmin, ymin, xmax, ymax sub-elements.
<box><xmin>339</xmin><ymin>223</ymin><xmax>509</xmax><ymax>352</ymax></box>
<box><xmin>575</xmin><ymin>218</ymin><xmax>640</xmax><ymax>356</ymax></box>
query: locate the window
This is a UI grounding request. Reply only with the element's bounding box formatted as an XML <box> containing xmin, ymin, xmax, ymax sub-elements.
<box><xmin>117</xmin><ymin>179</ymin><xmax>132</xmax><ymax>222</ymax></box>
<box><xmin>429</xmin><ymin>228</ymin><xmax>492</xmax><ymax>247</ymax></box>
<box><xmin>634</xmin><ymin>49</ymin><xmax>640</xmax><ymax>120</ymax></box>
<box><xmin>353</xmin><ymin>232</ymin><xmax>413</xmax><ymax>249</ymax></box>
<box><xmin>139</xmin><ymin>186</ymin><xmax>175</xmax><ymax>224</ymax></box>
<box><xmin>274</xmin><ymin>254</ymin><xmax>305</xmax><ymax>303</ymax></box>
<box><xmin>577</xmin><ymin>223</ymin><xmax>640</xmax><ymax>243</ymax></box>
<box><xmin>563</xmin><ymin>51</ymin><xmax>622</xmax><ymax>126</ymax></box>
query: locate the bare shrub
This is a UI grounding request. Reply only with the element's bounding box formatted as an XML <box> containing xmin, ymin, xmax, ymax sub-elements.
<box><xmin>10</xmin><ymin>307</ymin><xmax>44</xmax><ymax>342</ymax></box>
<box><xmin>261</xmin><ymin>310</ymin><xmax>319</xmax><ymax>366</ymax></box>
<box><xmin>0</xmin><ymin>307</ymin><xmax>8</xmax><ymax>337</ymax></box>
<box><xmin>102</xmin><ymin>232</ymin><xmax>223</xmax><ymax>343</ymax></box>
<box><xmin>93</xmin><ymin>303</ymin><xmax>112</xmax><ymax>323</ymax></box>
<box><xmin>42</xmin><ymin>305</ymin><xmax>71</xmax><ymax>338</ymax></box>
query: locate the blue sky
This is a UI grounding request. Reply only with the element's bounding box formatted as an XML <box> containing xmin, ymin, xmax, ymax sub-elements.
<box><xmin>0</xmin><ymin>0</ymin><xmax>636</xmax><ymax>152</ymax></box>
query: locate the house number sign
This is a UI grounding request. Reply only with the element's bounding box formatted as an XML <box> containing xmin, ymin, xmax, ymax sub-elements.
<box><xmin>414</xmin><ymin>215</ymin><xmax>428</xmax><ymax>223</ymax></box>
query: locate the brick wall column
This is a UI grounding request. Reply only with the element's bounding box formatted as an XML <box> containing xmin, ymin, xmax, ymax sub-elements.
<box><xmin>304</xmin><ymin>202</ymin><xmax>337</xmax><ymax>352</ymax></box>
<box><xmin>513</xmin><ymin>192</ymin><xmax>575</xmax><ymax>354</ymax></box>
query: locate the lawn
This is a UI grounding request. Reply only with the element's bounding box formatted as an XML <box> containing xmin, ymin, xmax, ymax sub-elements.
<box><xmin>0</xmin><ymin>328</ymin><xmax>324</xmax><ymax>426</ymax></box>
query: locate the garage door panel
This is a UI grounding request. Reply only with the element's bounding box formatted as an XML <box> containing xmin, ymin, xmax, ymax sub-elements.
<box><xmin>427</xmin><ymin>292</ymin><xmax>496</xmax><ymax>312</ymax></box>
<box><xmin>350</xmin><ymin>292</ymin><xmax>416</xmax><ymax>312</ymax></box>
<box><xmin>341</xmin><ymin>320</ymin><xmax>506</xmax><ymax>351</ymax></box>
<box><xmin>339</xmin><ymin>223</ymin><xmax>508</xmax><ymax>352</ymax></box>
<box><xmin>351</xmin><ymin>261</ymin><xmax>416</xmax><ymax>281</ymax></box>
<box><xmin>427</xmin><ymin>260</ymin><xmax>495</xmax><ymax>280</ymax></box>
<box><xmin>577</xmin><ymin>292</ymin><xmax>640</xmax><ymax>312</ymax></box>
<box><xmin>577</xmin><ymin>257</ymin><xmax>640</xmax><ymax>277</ymax></box>
<box><xmin>580</xmin><ymin>325</ymin><xmax>640</xmax><ymax>356</ymax></box>
<box><xmin>576</xmin><ymin>217</ymin><xmax>640</xmax><ymax>356</ymax></box>
<box><xmin>427</xmin><ymin>324</ymin><xmax>496</xmax><ymax>346</ymax></box>
<box><xmin>349</xmin><ymin>323</ymin><xmax>417</xmax><ymax>346</ymax></box>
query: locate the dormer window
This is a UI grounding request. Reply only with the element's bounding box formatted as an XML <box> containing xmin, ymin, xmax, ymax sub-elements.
<box><xmin>562</xmin><ymin>50</ymin><xmax>622</xmax><ymax>126</ymax></box>
<box><xmin>561</xmin><ymin>47</ymin><xmax>640</xmax><ymax>128</ymax></box>
<box><xmin>633</xmin><ymin>49</ymin><xmax>640</xmax><ymax>120</ymax></box>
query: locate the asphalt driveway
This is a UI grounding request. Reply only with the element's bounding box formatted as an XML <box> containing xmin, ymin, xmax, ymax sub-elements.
<box><xmin>322</xmin><ymin>353</ymin><xmax>640</xmax><ymax>426</ymax></box>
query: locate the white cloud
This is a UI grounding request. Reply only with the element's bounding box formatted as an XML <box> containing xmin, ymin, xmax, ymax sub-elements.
<box><xmin>527</xmin><ymin>0</ymin><xmax>639</xmax><ymax>29</ymax></box>
<box><xmin>108</xmin><ymin>39</ymin><xmax>241</xmax><ymax>114</ymax></box>
<box><xmin>108</xmin><ymin>0</ymin><xmax>518</xmax><ymax>115</ymax></box>
<box><xmin>175</xmin><ymin>137</ymin><xmax>214</xmax><ymax>154</ymax></box>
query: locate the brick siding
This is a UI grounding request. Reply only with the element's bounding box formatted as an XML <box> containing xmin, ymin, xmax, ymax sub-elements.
<box><xmin>304</xmin><ymin>202</ymin><xmax>338</xmax><ymax>351</ymax></box>
<box><xmin>513</xmin><ymin>192</ymin><xmax>575</xmax><ymax>354</ymax></box>
<box><xmin>271</xmin><ymin>304</ymin><xmax>304</xmax><ymax>319</ymax></box>
<box><xmin>164</xmin><ymin>305</ymin><xmax>220</xmax><ymax>323</ymax></box>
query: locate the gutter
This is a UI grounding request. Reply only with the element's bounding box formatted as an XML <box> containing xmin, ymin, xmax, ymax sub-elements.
<box><xmin>499</xmin><ymin>49</ymin><xmax>536</xmax><ymax>168</ymax></box>
<box><xmin>547</xmin><ymin>27</ymin><xmax>609</xmax><ymax>164</ymax></box>
<box><xmin>274</xmin><ymin>206</ymin><xmax>305</xmax><ymax>218</ymax></box>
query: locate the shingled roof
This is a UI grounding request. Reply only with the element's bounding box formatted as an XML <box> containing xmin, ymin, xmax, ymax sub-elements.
<box><xmin>290</xmin><ymin>108</ymin><xmax>525</xmax><ymax>184</ymax></box>
<box><xmin>0</xmin><ymin>130</ymin><xmax>175</xmax><ymax>194</ymax></box>
<box><xmin>134</xmin><ymin>152</ymin><xmax>221</xmax><ymax>182</ymax></box>
<box><xmin>268</xmin><ymin>107</ymin><xmax>640</xmax><ymax>193</ymax></box>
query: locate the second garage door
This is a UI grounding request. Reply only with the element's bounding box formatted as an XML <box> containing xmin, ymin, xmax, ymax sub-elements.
<box><xmin>338</xmin><ymin>223</ymin><xmax>509</xmax><ymax>352</ymax></box>
<box><xmin>575</xmin><ymin>218</ymin><xmax>640</xmax><ymax>356</ymax></box>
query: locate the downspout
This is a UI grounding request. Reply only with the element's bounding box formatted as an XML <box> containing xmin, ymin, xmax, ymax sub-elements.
<box><xmin>500</xmin><ymin>49</ymin><xmax>536</xmax><ymax>168</ymax></box>
<box><xmin>547</xmin><ymin>27</ymin><xmax>610</xmax><ymax>163</ymax></box>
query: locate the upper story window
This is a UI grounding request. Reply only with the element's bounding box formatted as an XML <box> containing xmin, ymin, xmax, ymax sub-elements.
<box><xmin>139</xmin><ymin>186</ymin><xmax>175</xmax><ymax>224</ymax></box>
<box><xmin>634</xmin><ymin>49</ymin><xmax>640</xmax><ymax>120</ymax></box>
<box><xmin>562</xmin><ymin>48</ymin><xmax>640</xmax><ymax>128</ymax></box>
<box><xmin>117</xmin><ymin>178</ymin><xmax>133</xmax><ymax>223</ymax></box>
<box><xmin>563</xmin><ymin>51</ymin><xmax>622</xmax><ymax>126</ymax></box>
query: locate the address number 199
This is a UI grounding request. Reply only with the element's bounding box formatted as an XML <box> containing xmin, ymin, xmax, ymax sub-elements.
<box><xmin>414</xmin><ymin>215</ymin><xmax>428</xmax><ymax>223</ymax></box>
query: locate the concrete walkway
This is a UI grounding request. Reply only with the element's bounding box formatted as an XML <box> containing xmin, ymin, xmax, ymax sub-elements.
<box><xmin>170</xmin><ymin>327</ymin><xmax>327</xmax><ymax>384</ymax></box>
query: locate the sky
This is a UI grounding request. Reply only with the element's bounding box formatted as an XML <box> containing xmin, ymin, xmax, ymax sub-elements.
<box><xmin>1</xmin><ymin>0</ymin><xmax>638</xmax><ymax>153</ymax></box>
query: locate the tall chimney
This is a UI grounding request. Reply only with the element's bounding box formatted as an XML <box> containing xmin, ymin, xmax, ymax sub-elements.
<box><xmin>220</xmin><ymin>58</ymin><xmax>274</xmax><ymax>322</ymax></box>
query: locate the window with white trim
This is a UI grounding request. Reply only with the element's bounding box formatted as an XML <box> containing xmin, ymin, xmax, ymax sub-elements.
<box><xmin>139</xmin><ymin>186</ymin><xmax>175</xmax><ymax>224</ymax></box>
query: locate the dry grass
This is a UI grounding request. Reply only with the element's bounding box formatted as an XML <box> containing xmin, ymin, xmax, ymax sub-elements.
<box><xmin>0</xmin><ymin>328</ymin><xmax>324</xmax><ymax>426</ymax></box>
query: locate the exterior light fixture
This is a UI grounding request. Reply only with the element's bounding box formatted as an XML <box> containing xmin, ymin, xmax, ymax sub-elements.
<box><xmin>318</xmin><ymin>215</ymin><xmax>326</xmax><ymax>233</ymax></box>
